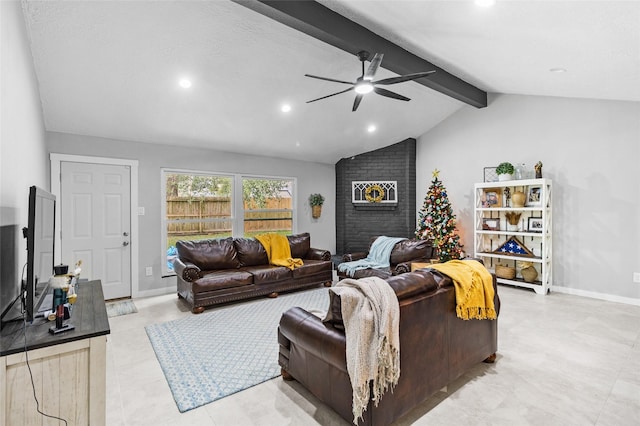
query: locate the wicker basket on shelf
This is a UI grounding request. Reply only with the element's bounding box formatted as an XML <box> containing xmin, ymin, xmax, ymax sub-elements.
<box><xmin>495</xmin><ymin>264</ymin><xmax>516</xmax><ymax>279</ymax></box>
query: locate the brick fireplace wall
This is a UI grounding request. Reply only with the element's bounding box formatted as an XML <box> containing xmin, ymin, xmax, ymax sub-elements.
<box><xmin>335</xmin><ymin>138</ymin><xmax>416</xmax><ymax>254</ymax></box>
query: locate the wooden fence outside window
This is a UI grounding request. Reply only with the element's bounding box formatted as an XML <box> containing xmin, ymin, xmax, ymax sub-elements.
<box><xmin>166</xmin><ymin>197</ymin><xmax>292</xmax><ymax>236</ymax></box>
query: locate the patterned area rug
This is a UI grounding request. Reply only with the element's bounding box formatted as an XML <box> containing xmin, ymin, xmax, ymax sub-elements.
<box><xmin>106</xmin><ymin>299</ymin><xmax>138</xmax><ymax>318</ymax></box>
<box><xmin>145</xmin><ymin>287</ymin><xmax>330</xmax><ymax>412</ymax></box>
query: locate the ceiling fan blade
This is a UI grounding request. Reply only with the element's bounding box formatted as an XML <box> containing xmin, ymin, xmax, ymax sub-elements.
<box><xmin>373</xmin><ymin>87</ymin><xmax>410</xmax><ymax>101</ymax></box>
<box><xmin>306</xmin><ymin>87</ymin><xmax>354</xmax><ymax>104</ymax></box>
<box><xmin>364</xmin><ymin>53</ymin><xmax>383</xmax><ymax>80</ymax></box>
<box><xmin>304</xmin><ymin>74</ymin><xmax>354</xmax><ymax>85</ymax></box>
<box><xmin>373</xmin><ymin>70</ymin><xmax>436</xmax><ymax>86</ymax></box>
<box><xmin>352</xmin><ymin>94</ymin><xmax>364</xmax><ymax>111</ymax></box>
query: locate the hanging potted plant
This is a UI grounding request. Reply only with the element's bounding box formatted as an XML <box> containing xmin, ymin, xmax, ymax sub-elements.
<box><xmin>309</xmin><ymin>193</ymin><xmax>325</xmax><ymax>218</ymax></box>
<box><xmin>496</xmin><ymin>162</ymin><xmax>515</xmax><ymax>181</ymax></box>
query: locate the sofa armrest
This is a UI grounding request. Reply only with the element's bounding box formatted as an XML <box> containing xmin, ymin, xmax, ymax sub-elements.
<box><xmin>306</xmin><ymin>247</ymin><xmax>331</xmax><ymax>261</ymax></box>
<box><xmin>173</xmin><ymin>258</ymin><xmax>201</xmax><ymax>282</ymax></box>
<box><xmin>392</xmin><ymin>257</ymin><xmax>433</xmax><ymax>275</ymax></box>
<box><xmin>342</xmin><ymin>252</ymin><xmax>367</xmax><ymax>262</ymax></box>
<box><xmin>278</xmin><ymin>307</ymin><xmax>347</xmax><ymax>372</ymax></box>
<box><xmin>394</xmin><ymin>262</ymin><xmax>411</xmax><ymax>275</ymax></box>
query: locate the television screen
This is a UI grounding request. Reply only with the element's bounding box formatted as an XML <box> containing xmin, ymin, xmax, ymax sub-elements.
<box><xmin>25</xmin><ymin>186</ymin><xmax>56</xmax><ymax>322</ymax></box>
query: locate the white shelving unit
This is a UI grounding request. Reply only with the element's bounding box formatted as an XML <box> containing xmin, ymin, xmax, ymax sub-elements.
<box><xmin>474</xmin><ymin>178</ymin><xmax>552</xmax><ymax>294</ymax></box>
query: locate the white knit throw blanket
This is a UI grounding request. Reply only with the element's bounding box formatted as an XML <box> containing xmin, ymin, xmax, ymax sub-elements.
<box><xmin>325</xmin><ymin>277</ymin><xmax>400</xmax><ymax>424</ymax></box>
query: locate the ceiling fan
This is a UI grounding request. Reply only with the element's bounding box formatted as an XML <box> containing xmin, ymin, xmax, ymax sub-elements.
<box><xmin>305</xmin><ymin>51</ymin><xmax>436</xmax><ymax>112</ymax></box>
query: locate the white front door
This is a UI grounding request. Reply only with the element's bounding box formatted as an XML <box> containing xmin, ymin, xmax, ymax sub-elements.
<box><xmin>60</xmin><ymin>162</ymin><xmax>132</xmax><ymax>300</ymax></box>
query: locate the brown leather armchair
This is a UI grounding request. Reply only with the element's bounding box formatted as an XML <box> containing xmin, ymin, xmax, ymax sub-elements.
<box><xmin>278</xmin><ymin>264</ymin><xmax>499</xmax><ymax>426</ymax></box>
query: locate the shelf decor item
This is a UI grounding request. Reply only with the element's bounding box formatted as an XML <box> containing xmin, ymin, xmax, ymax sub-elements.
<box><xmin>527</xmin><ymin>217</ymin><xmax>543</xmax><ymax>232</ymax></box>
<box><xmin>495</xmin><ymin>264</ymin><xmax>516</xmax><ymax>280</ymax></box>
<box><xmin>496</xmin><ymin>162</ymin><xmax>515</xmax><ymax>181</ymax></box>
<box><xmin>308</xmin><ymin>193</ymin><xmax>325</xmax><ymax>218</ymax></box>
<box><xmin>534</xmin><ymin>161</ymin><xmax>543</xmax><ymax>178</ymax></box>
<box><xmin>518</xmin><ymin>261</ymin><xmax>539</xmax><ymax>283</ymax></box>
<box><xmin>482</xmin><ymin>188</ymin><xmax>502</xmax><ymax>208</ymax></box>
<box><xmin>493</xmin><ymin>236</ymin><xmax>535</xmax><ymax>257</ymax></box>
<box><xmin>512</xmin><ymin>191</ymin><xmax>526</xmax><ymax>208</ymax></box>
<box><xmin>483</xmin><ymin>167</ymin><xmax>498</xmax><ymax>183</ymax></box>
<box><xmin>482</xmin><ymin>217</ymin><xmax>500</xmax><ymax>231</ymax></box>
<box><xmin>504</xmin><ymin>212</ymin><xmax>522</xmax><ymax>231</ymax></box>
<box><xmin>526</xmin><ymin>185</ymin><xmax>542</xmax><ymax>207</ymax></box>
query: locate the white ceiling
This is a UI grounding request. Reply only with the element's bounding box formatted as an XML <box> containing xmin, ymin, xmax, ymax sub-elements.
<box><xmin>22</xmin><ymin>1</ymin><xmax>640</xmax><ymax>164</ymax></box>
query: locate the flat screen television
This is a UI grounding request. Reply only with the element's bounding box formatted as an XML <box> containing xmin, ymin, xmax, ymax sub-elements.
<box><xmin>0</xmin><ymin>186</ymin><xmax>56</xmax><ymax>327</ymax></box>
<box><xmin>24</xmin><ymin>186</ymin><xmax>56</xmax><ymax>322</ymax></box>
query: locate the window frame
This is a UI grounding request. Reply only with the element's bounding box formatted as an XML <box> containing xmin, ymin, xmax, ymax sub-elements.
<box><xmin>161</xmin><ymin>169</ymin><xmax>297</xmax><ymax>276</ymax></box>
<box><xmin>241</xmin><ymin>175</ymin><xmax>295</xmax><ymax>238</ymax></box>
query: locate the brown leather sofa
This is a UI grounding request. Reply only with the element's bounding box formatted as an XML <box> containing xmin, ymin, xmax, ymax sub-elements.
<box><xmin>278</xmin><ymin>263</ymin><xmax>499</xmax><ymax>426</ymax></box>
<box><xmin>173</xmin><ymin>233</ymin><xmax>333</xmax><ymax>313</ymax></box>
<box><xmin>338</xmin><ymin>238</ymin><xmax>435</xmax><ymax>279</ymax></box>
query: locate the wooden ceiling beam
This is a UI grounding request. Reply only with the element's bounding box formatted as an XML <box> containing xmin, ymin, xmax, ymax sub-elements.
<box><xmin>234</xmin><ymin>0</ymin><xmax>487</xmax><ymax>108</ymax></box>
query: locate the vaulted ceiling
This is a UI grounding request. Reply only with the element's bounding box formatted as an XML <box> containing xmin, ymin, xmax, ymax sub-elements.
<box><xmin>22</xmin><ymin>1</ymin><xmax>640</xmax><ymax>164</ymax></box>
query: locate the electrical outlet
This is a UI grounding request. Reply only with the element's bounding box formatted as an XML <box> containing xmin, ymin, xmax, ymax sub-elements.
<box><xmin>634</xmin><ymin>272</ymin><xmax>640</xmax><ymax>283</ymax></box>
<box><xmin>145</xmin><ymin>267</ymin><xmax>153</xmax><ymax>276</ymax></box>
<box><xmin>138</xmin><ymin>207</ymin><xmax>145</xmax><ymax>216</ymax></box>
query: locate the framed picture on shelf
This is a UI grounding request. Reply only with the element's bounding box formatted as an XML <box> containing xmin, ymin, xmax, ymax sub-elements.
<box><xmin>526</xmin><ymin>185</ymin><xmax>542</xmax><ymax>206</ymax></box>
<box><xmin>482</xmin><ymin>188</ymin><xmax>502</xmax><ymax>208</ymax></box>
<box><xmin>483</xmin><ymin>167</ymin><xmax>498</xmax><ymax>183</ymax></box>
<box><xmin>527</xmin><ymin>217</ymin><xmax>543</xmax><ymax>232</ymax></box>
<box><xmin>482</xmin><ymin>217</ymin><xmax>500</xmax><ymax>231</ymax></box>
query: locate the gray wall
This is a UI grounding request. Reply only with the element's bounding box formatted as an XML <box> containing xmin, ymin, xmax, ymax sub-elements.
<box><xmin>0</xmin><ymin>0</ymin><xmax>48</xmax><ymax>312</ymax></box>
<box><xmin>417</xmin><ymin>94</ymin><xmax>640</xmax><ymax>303</ymax></box>
<box><xmin>47</xmin><ymin>132</ymin><xmax>336</xmax><ymax>295</ymax></box>
<box><xmin>335</xmin><ymin>139</ymin><xmax>416</xmax><ymax>254</ymax></box>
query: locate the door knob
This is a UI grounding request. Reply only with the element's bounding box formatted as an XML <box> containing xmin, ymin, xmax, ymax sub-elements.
<box><xmin>122</xmin><ymin>241</ymin><xmax>129</xmax><ymax>247</ymax></box>
<box><xmin>123</xmin><ymin>232</ymin><xmax>129</xmax><ymax>237</ymax></box>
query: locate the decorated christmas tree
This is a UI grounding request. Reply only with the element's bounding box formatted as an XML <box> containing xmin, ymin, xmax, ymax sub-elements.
<box><xmin>415</xmin><ymin>170</ymin><xmax>465</xmax><ymax>262</ymax></box>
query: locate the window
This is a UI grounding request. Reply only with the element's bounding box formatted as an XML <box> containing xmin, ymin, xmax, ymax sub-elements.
<box><xmin>162</xmin><ymin>170</ymin><xmax>295</xmax><ymax>275</ymax></box>
<box><xmin>242</xmin><ymin>177</ymin><xmax>293</xmax><ymax>238</ymax></box>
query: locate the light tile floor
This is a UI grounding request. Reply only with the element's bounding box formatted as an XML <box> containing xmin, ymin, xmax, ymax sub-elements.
<box><xmin>106</xmin><ymin>286</ymin><xmax>640</xmax><ymax>425</ymax></box>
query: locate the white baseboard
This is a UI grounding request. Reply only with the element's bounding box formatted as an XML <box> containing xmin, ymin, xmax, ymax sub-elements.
<box><xmin>553</xmin><ymin>285</ymin><xmax>640</xmax><ymax>306</ymax></box>
<box><xmin>134</xmin><ymin>286</ymin><xmax>176</xmax><ymax>299</ymax></box>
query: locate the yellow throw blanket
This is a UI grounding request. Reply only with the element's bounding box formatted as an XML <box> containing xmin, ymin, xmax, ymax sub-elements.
<box><xmin>255</xmin><ymin>233</ymin><xmax>303</xmax><ymax>270</ymax></box>
<box><xmin>428</xmin><ymin>260</ymin><xmax>497</xmax><ymax>320</ymax></box>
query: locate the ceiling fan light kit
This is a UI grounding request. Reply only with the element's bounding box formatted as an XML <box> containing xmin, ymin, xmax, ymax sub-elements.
<box><xmin>305</xmin><ymin>50</ymin><xmax>435</xmax><ymax>111</ymax></box>
<box><xmin>355</xmin><ymin>81</ymin><xmax>373</xmax><ymax>94</ymax></box>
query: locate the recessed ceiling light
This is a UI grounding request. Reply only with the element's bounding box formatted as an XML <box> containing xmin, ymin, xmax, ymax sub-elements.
<box><xmin>549</xmin><ymin>68</ymin><xmax>567</xmax><ymax>73</ymax></box>
<box><xmin>179</xmin><ymin>78</ymin><xmax>192</xmax><ymax>89</ymax></box>
<box><xmin>281</xmin><ymin>104</ymin><xmax>292</xmax><ymax>113</ymax></box>
<box><xmin>475</xmin><ymin>0</ymin><xmax>495</xmax><ymax>7</ymax></box>
<box><xmin>367</xmin><ymin>124</ymin><xmax>377</xmax><ymax>133</ymax></box>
